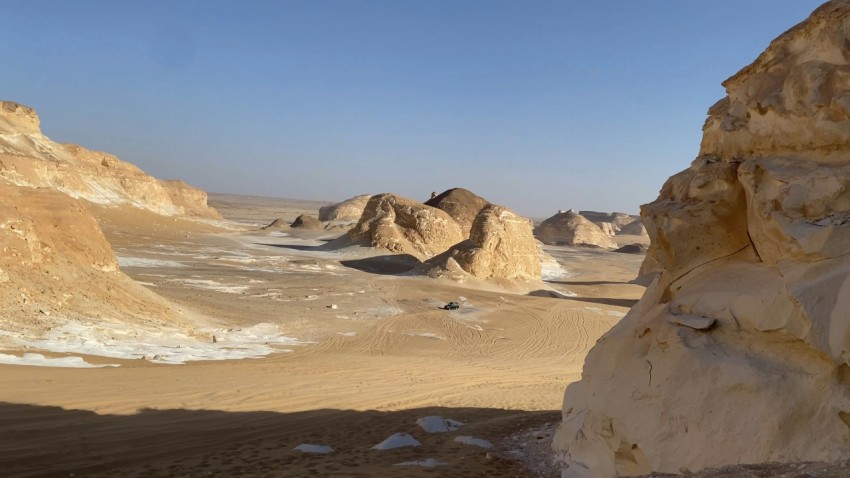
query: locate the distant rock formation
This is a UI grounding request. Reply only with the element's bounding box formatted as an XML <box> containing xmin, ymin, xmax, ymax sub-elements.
<box><xmin>420</xmin><ymin>204</ymin><xmax>542</xmax><ymax>284</ymax></box>
<box><xmin>579</xmin><ymin>211</ymin><xmax>636</xmax><ymax>235</ymax></box>
<box><xmin>0</xmin><ymin>183</ymin><xmax>179</xmax><ymax>336</ymax></box>
<box><xmin>318</xmin><ymin>194</ymin><xmax>371</xmax><ymax>223</ymax></box>
<box><xmin>618</xmin><ymin>219</ymin><xmax>648</xmax><ymax>236</ymax></box>
<box><xmin>0</xmin><ymin>101</ymin><xmax>220</xmax><ymax>219</ymax></box>
<box><xmin>262</xmin><ymin>218</ymin><xmax>288</xmax><ymax>230</ymax></box>
<box><xmin>534</xmin><ymin>211</ymin><xmax>616</xmax><ymax>248</ymax></box>
<box><xmin>332</xmin><ymin>193</ymin><xmax>464</xmax><ymax>260</ymax></box>
<box><xmin>554</xmin><ymin>3</ymin><xmax>850</xmax><ymax>476</ymax></box>
<box><xmin>290</xmin><ymin>214</ymin><xmax>321</xmax><ymax>230</ymax></box>
<box><xmin>424</xmin><ymin>188</ymin><xmax>490</xmax><ymax>236</ymax></box>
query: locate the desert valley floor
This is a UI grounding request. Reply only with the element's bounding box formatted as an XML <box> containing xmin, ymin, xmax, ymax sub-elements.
<box><xmin>0</xmin><ymin>194</ymin><xmax>647</xmax><ymax>478</ymax></box>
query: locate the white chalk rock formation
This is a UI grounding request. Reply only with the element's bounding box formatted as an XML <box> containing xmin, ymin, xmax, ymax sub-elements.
<box><xmin>420</xmin><ymin>204</ymin><xmax>544</xmax><ymax>285</ymax></box>
<box><xmin>424</xmin><ymin>187</ymin><xmax>490</xmax><ymax>236</ymax></box>
<box><xmin>617</xmin><ymin>219</ymin><xmax>648</xmax><ymax>236</ymax></box>
<box><xmin>318</xmin><ymin>194</ymin><xmax>371</xmax><ymax>223</ymax></box>
<box><xmin>534</xmin><ymin>211</ymin><xmax>617</xmax><ymax>248</ymax></box>
<box><xmin>554</xmin><ymin>2</ymin><xmax>850</xmax><ymax>476</ymax></box>
<box><xmin>579</xmin><ymin>211</ymin><xmax>636</xmax><ymax>235</ymax></box>
<box><xmin>290</xmin><ymin>214</ymin><xmax>322</xmax><ymax>230</ymax></box>
<box><xmin>0</xmin><ymin>101</ymin><xmax>220</xmax><ymax>219</ymax></box>
<box><xmin>334</xmin><ymin>193</ymin><xmax>464</xmax><ymax>260</ymax></box>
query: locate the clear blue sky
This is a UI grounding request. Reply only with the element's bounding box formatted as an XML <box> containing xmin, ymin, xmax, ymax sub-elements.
<box><xmin>1</xmin><ymin>1</ymin><xmax>825</xmax><ymax>217</ymax></box>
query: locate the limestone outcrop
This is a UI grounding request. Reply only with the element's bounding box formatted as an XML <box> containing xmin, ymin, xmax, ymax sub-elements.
<box><xmin>420</xmin><ymin>204</ymin><xmax>542</xmax><ymax>284</ymax></box>
<box><xmin>0</xmin><ymin>183</ymin><xmax>179</xmax><ymax>336</ymax></box>
<box><xmin>424</xmin><ymin>188</ymin><xmax>490</xmax><ymax>236</ymax></box>
<box><xmin>534</xmin><ymin>211</ymin><xmax>616</xmax><ymax>248</ymax></box>
<box><xmin>318</xmin><ymin>194</ymin><xmax>371</xmax><ymax>223</ymax></box>
<box><xmin>290</xmin><ymin>214</ymin><xmax>322</xmax><ymax>230</ymax></box>
<box><xmin>332</xmin><ymin>193</ymin><xmax>464</xmax><ymax>260</ymax></box>
<box><xmin>554</xmin><ymin>2</ymin><xmax>850</xmax><ymax>476</ymax></box>
<box><xmin>579</xmin><ymin>211</ymin><xmax>636</xmax><ymax>235</ymax></box>
<box><xmin>0</xmin><ymin>101</ymin><xmax>220</xmax><ymax>219</ymax></box>
<box><xmin>617</xmin><ymin>219</ymin><xmax>648</xmax><ymax>236</ymax></box>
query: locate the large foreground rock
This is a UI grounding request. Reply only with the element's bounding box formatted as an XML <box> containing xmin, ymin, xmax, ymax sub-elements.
<box><xmin>420</xmin><ymin>204</ymin><xmax>542</xmax><ymax>285</ymax></box>
<box><xmin>554</xmin><ymin>2</ymin><xmax>850</xmax><ymax>476</ymax></box>
<box><xmin>0</xmin><ymin>101</ymin><xmax>220</xmax><ymax>220</ymax></box>
<box><xmin>424</xmin><ymin>188</ymin><xmax>490</xmax><ymax>236</ymax></box>
<box><xmin>332</xmin><ymin>193</ymin><xmax>464</xmax><ymax>260</ymax></box>
<box><xmin>535</xmin><ymin>211</ymin><xmax>616</xmax><ymax>248</ymax></box>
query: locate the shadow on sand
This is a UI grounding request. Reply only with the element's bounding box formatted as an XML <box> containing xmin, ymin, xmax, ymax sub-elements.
<box><xmin>339</xmin><ymin>254</ymin><xmax>422</xmax><ymax>275</ymax></box>
<box><xmin>0</xmin><ymin>401</ymin><xmax>558</xmax><ymax>477</ymax></box>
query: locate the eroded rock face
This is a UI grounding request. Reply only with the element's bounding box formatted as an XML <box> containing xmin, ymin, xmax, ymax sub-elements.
<box><xmin>0</xmin><ymin>101</ymin><xmax>220</xmax><ymax>219</ymax></box>
<box><xmin>535</xmin><ymin>211</ymin><xmax>616</xmax><ymax>248</ymax></box>
<box><xmin>335</xmin><ymin>193</ymin><xmax>464</xmax><ymax>260</ymax></box>
<box><xmin>0</xmin><ymin>184</ymin><xmax>179</xmax><ymax>334</ymax></box>
<box><xmin>554</xmin><ymin>2</ymin><xmax>850</xmax><ymax>476</ymax></box>
<box><xmin>580</xmin><ymin>211</ymin><xmax>636</xmax><ymax>235</ymax></box>
<box><xmin>421</xmin><ymin>204</ymin><xmax>542</xmax><ymax>284</ymax></box>
<box><xmin>424</xmin><ymin>188</ymin><xmax>490</xmax><ymax>236</ymax></box>
<box><xmin>318</xmin><ymin>194</ymin><xmax>371</xmax><ymax>223</ymax></box>
<box><xmin>618</xmin><ymin>219</ymin><xmax>648</xmax><ymax>236</ymax></box>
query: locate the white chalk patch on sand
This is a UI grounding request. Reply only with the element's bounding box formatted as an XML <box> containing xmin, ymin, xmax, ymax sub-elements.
<box><xmin>454</xmin><ymin>436</ymin><xmax>493</xmax><ymax>449</ymax></box>
<box><xmin>372</xmin><ymin>433</ymin><xmax>422</xmax><ymax>450</ymax></box>
<box><xmin>117</xmin><ymin>256</ymin><xmax>186</xmax><ymax>268</ymax></box>
<box><xmin>294</xmin><ymin>444</ymin><xmax>334</xmax><ymax>454</ymax></box>
<box><xmin>338</xmin><ymin>332</ymin><xmax>357</xmax><ymax>337</ymax></box>
<box><xmin>395</xmin><ymin>458</ymin><xmax>446</xmax><ymax>467</ymax></box>
<box><xmin>584</xmin><ymin>306</ymin><xmax>625</xmax><ymax>317</ymax></box>
<box><xmin>0</xmin><ymin>353</ymin><xmax>119</xmax><ymax>368</ymax></box>
<box><xmin>135</xmin><ymin>281</ymin><xmax>158</xmax><ymax>287</ymax></box>
<box><xmin>541</xmin><ymin>262</ymin><xmax>575</xmax><ymax>281</ymax></box>
<box><xmin>168</xmin><ymin>278</ymin><xmax>249</xmax><ymax>294</ymax></box>
<box><xmin>402</xmin><ymin>331</ymin><xmax>445</xmax><ymax>340</ymax></box>
<box><xmin>417</xmin><ymin>416</ymin><xmax>464</xmax><ymax>433</ymax></box>
<box><xmin>0</xmin><ymin>320</ymin><xmax>308</xmax><ymax>365</ymax></box>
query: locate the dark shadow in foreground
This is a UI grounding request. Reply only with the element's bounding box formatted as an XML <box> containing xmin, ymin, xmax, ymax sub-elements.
<box><xmin>339</xmin><ymin>254</ymin><xmax>422</xmax><ymax>275</ymax></box>
<box><xmin>0</xmin><ymin>402</ymin><xmax>559</xmax><ymax>478</ymax></box>
<box><xmin>527</xmin><ymin>290</ymin><xmax>639</xmax><ymax>309</ymax></box>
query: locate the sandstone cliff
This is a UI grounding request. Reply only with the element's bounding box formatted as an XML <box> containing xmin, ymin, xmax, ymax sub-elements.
<box><xmin>0</xmin><ymin>101</ymin><xmax>220</xmax><ymax>220</ymax></box>
<box><xmin>420</xmin><ymin>204</ymin><xmax>542</xmax><ymax>285</ymax></box>
<box><xmin>535</xmin><ymin>211</ymin><xmax>617</xmax><ymax>248</ymax></box>
<box><xmin>554</xmin><ymin>2</ymin><xmax>850</xmax><ymax>476</ymax></box>
<box><xmin>424</xmin><ymin>188</ymin><xmax>490</xmax><ymax>236</ymax></box>
<box><xmin>331</xmin><ymin>193</ymin><xmax>464</xmax><ymax>260</ymax></box>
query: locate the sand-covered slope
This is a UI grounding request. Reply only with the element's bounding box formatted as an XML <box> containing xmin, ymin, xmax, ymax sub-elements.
<box><xmin>0</xmin><ymin>184</ymin><xmax>181</xmax><ymax>342</ymax></box>
<box><xmin>331</xmin><ymin>193</ymin><xmax>464</xmax><ymax>260</ymax></box>
<box><xmin>535</xmin><ymin>210</ymin><xmax>616</xmax><ymax>248</ymax></box>
<box><xmin>0</xmin><ymin>101</ymin><xmax>219</xmax><ymax>219</ymax></box>
<box><xmin>424</xmin><ymin>188</ymin><xmax>490</xmax><ymax>236</ymax></box>
<box><xmin>419</xmin><ymin>204</ymin><xmax>543</xmax><ymax>287</ymax></box>
<box><xmin>554</xmin><ymin>2</ymin><xmax>850</xmax><ymax>476</ymax></box>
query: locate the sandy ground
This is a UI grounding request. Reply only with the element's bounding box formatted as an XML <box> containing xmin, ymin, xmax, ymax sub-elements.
<box><xmin>0</xmin><ymin>195</ymin><xmax>647</xmax><ymax>477</ymax></box>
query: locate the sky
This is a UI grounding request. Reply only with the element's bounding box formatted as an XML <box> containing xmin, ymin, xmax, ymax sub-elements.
<box><xmin>1</xmin><ymin>0</ymin><xmax>827</xmax><ymax>217</ymax></box>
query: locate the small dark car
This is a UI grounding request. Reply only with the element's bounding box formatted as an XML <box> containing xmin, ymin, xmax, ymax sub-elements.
<box><xmin>443</xmin><ymin>301</ymin><xmax>460</xmax><ymax>310</ymax></box>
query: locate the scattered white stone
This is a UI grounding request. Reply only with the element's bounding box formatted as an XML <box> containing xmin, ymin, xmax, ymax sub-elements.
<box><xmin>294</xmin><ymin>444</ymin><xmax>334</xmax><ymax>454</ymax></box>
<box><xmin>394</xmin><ymin>458</ymin><xmax>446</xmax><ymax>467</ymax></box>
<box><xmin>372</xmin><ymin>433</ymin><xmax>422</xmax><ymax>450</ymax></box>
<box><xmin>454</xmin><ymin>436</ymin><xmax>493</xmax><ymax>449</ymax></box>
<box><xmin>416</xmin><ymin>416</ymin><xmax>464</xmax><ymax>433</ymax></box>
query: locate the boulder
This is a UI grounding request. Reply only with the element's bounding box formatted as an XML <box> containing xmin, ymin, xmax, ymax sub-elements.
<box><xmin>424</xmin><ymin>187</ymin><xmax>490</xmax><ymax>236</ymax></box>
<box><xmin>318</xmin><ymin>194</ymin><xmax>371</xmax><ymax>223</ymax></box>
<box><xmin>333</xmin><ymin>193</ymin><xmax>464</xmax><ymax>260</ymax></box>
<box><xmin>420</xmin><ymin>204</ymin><xmax>542</xmax><ymax>284</ymax></box>
<box><xmin>618</xmin><ymin>219</ymin><xmax>648</xmax><ymax>236</ymax></box>
<box><xmin>534</xmin><ymin>211</ymin><xmax>617</xmax><ymax>248</ymax></box>
<box><xmin>553</xmin><ymin>3</ymin><xmax>850</xmax><ymax>476</ymax></box>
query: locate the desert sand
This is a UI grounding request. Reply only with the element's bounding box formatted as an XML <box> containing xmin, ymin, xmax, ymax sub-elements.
<box><xmin>0</xmin><ymin>192</ymin><xmax>647</xmax><ymax>477</ymax></box>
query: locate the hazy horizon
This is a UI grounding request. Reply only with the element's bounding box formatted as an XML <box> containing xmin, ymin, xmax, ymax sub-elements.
<box><xmin>3</xmin><ymin>1</ymin><xmax>824</xmax><ymax>217</ymax></box>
